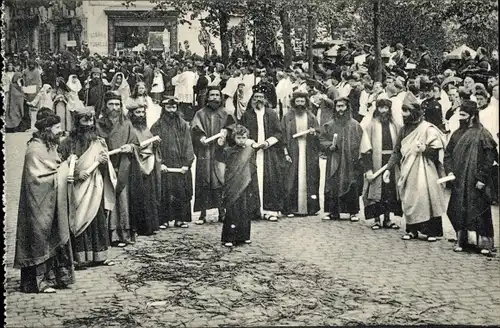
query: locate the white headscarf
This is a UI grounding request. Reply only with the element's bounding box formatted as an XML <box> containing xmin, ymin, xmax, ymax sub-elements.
<box><xmin>67</xmin><ymin>75</ymin><xmax>82</xmax><ymax>93</ymax></box>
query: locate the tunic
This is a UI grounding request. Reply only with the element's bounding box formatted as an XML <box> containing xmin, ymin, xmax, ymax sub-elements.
<box><xmin>14</xmin><ymin>139</ymin><xmax>74</xmax><ymax>292</ymax></box>
<box><xmin>319</xmin><ymin>115</ymin><xmax>364</xmax><ymax>216</ymax></box>
<box><xmin>191</xmin><ymin>106</ymin><xmax>236</xmax><ymax>212</ymax></box>
<box><xmin>282</xmin><ymin>110</ymin><xmax>321</xmax><ymax>215</ymax></box>
<box><xmin>97</xmin><ymin>116</ymin><xmax>139</xmax><ymax>243</ymax></box>
<box><xmin>151</xmin><ymin>114</ymin><xmax>195</xmax><ymax>224</ymax></box>
<box><xmin>445</xmin><ymin>124</ymin><xmax>497</xmax><ymax>250</ymax></box>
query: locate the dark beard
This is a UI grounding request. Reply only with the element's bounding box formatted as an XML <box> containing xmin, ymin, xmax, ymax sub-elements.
<box><xmin>131</xmin><ymin>116</ymin><xmax>147</xmax><ymax>131</ymax></box>
<box><xmin>294</xmin><ymin>105</ymin><xmax>306</xmax><ymax>114</ymax></box>
<box><xmin>162</xmin><ymin>110</ymin><xmax>179</xmax><ymax>119</ymax></box>
<box><xmin>403</xmin><ymin>112</ymin><xmax>421</xmax><ymax>125</ymax></box>
<box><xmin>71</xmin><ymin>125</ymin><xmax>98</xmax><ymax>150</ymax></box>
<box><xmin>374</xmin><ymin>111</ymin><xmax>392</xmax><ymax>123</ymax></box>
<box><xmin>207</xmin><ymin>101</ymin><xmax>221</xmax><ymax>110</ymax></box>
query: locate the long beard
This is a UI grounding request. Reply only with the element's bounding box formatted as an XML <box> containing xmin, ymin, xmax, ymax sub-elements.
<box><xmin>131</xmin><ymin>116</ymin><xmax>147</xmax><ymax>131</ymax></box>
<box><xmin>294</xmin><ymin>105</ymin><xmax>307</xmax><ymax>114</ymax></box>
<box><xmin>162</xmin><ymin>110</ymin><xmax>179</xmax><ymax>119</ymax></box>
<box><xmin>207</xmin><ymin>100</ymin><xmax>221</xmax><ymax>110</ymax></box>
<box><xmin>403</xmin><ymin>112</ymin><xmax>422</xmax><ymax>125</ymax></box>
<box><xmin>72</xmin><ymin>125</ymin><xmax>98</xmax><ymax>148</ymax></box>
<box><xmin>374</xmin><ymin>111</ymin><xmax>392</xmax><ymax>123</ymax></box>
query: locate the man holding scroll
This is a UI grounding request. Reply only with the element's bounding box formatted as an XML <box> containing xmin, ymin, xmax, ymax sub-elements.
<box><xmin>96</xmin><ymin>91</ymin><xmax>139</xmax><ymax>247</ymax></box>
<box><xmin>281</xmin><ymin>90</ymin><xmax>321</xmax><ymax>216</ymax></box>
<box><xmin>319</xmin><ymin>97</ymin><xmax>364</xmax><ymax>222</ymax></box>
<box><xmin>59</xmin><ymin>106</ymin><xmax>117</xmax><ymax>267</ymax></box>
<box><xmin>191</xmin><ymin>86</ymin><xmax>236</xmax><ymax>224</ymax></box>
<box><xmin>151</xmin><ymin>96</ymin><xmax>195</xmax><ymax>228</ymax></box>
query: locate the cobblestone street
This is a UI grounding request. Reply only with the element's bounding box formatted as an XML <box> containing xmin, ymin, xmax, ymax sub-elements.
<box><xmin>4</xmin><ymin>132</ymin><xmax>500</xmax><ymax>327</ymax></box>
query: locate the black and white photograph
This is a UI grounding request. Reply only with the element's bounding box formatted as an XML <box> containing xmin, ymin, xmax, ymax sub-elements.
<box><xmin>1</xmin><ymin>0</ymin><xmax>499</xmax><ymax>327</ymax></box>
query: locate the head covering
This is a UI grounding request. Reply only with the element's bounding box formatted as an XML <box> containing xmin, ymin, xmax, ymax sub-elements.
<box><xmin>460</xmin><ymin>100</ymin><xmax>479</xmax><ymax>116</ymax></box>
<box><xmin>395</xmin><ymin>43</ymin><xmax>404</xmax><ymax>51</ymax></box>
<box><xmin>376</xmin><ymin>97</ymin><xmax>392</xmax><ymax>109</ymax></box>
<box><xmin>252</xmin><ymin>84</ymin><xmax>267</xmax><ymax>95</ymax></box>
<box><xmin>104</xmin><ymin>90</ymin><xmax>122</xmax><ymax>104</ymax></box>
<box><xmin>161</xmin><ymin>95</ymin><xmax>179</xmax><ymax>105</ymax></box>
<box><xmin>67</xmin><ymin>74</ymin><xmax>82</xmax><ymax>93</ymax></box>
<box><xmin>419</xmin><ymin>76</ymin><xmax>433</xmax><ymax>91</ymax></box>
<box><xmin>35</xmin><ymin>109</ymin><xmax>61</xmax><ymax>131</ymax></box>
<box><xmin>90</xmin><ymin>67</ymin><xmax>101</xmax><ymax>74</ymax></box>
<box><xmin>74</xmin><ymin>106</ymin><xmax>95</xmax><ymax>116</ymax></box>
<box><xmin>402</xmin><ymin>91</ymin><xmax>420</xmax><ymax>111</ymax></box>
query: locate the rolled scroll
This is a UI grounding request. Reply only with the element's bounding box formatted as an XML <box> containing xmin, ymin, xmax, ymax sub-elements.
<box><xmin>204</xmin><ymin>132</ymin><xmax>224</xmax><ymax>144</ymax></box>
<box><xmin>67</xmin><ymin>155</ymin><xmax>78</xmax><ymax>183</ymax></box>
<box><xmin>437</xmin><ymin>174</ymin><xmax>456</xmax><ymax>184</ymax></box>
<box><xmin>140</xmin><ymin>135</ymin><xmax>161</xmax><ymax>148</ymax></box>
<box><xmin>108</xmin><ymin>148</ymin><xmax>122</xmax><ymax>156</ymax></box>
<box><xmin>331</xmin><ymin>133</ymin><xmax>338</xmax><ymax>148</ymax></box>
<box><xmin>372</xmin><ymin>164</ymin><xmax>389</xmax><ymax>180</ymax></box>
<box><xmin>166</xmin><ymin>167</ymin><xmax>184</xmax><ymax>173</ymax></box>
<box><xmin>292</xmin><ymin>127</ymin><xmax>315</xmax><ymax>139</ymax></box>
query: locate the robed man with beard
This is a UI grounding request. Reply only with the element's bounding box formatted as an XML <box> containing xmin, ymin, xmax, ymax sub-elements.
<box><xmin>239</xmin><ymin>84</ymin><xmax>285</xmax><ymax>221</ymax></box>
<box><xmin>15</xmin><ymin>109</ymin><xmax>75</xmax><ymax>293</ymax></box>
<box><xmin>281</xmin><ymin>90</ymin><xmax>321</xmax><ymax>216</ymax></box>
<box><xmin>96</xmin><ymin>91</ymin><xmax>139</xmax><ymax>247</ymax></box>
<box><xmin>359</xmin><ymin>98</ymin><xmax>403</xmax><ymax>229</ymax></box>
<box><xmin>385</xmin><ymin>92</ymin><xmax>446</xmax><ymax>242</ymax></box>
<box><xmin>85</xmin><ymin>67</ymin><xmax>109</xmax><ymax>118</ymax></box>
<box><xmin>127</xmin><ymin>105</ymin><xmax>162</xmax><ymax>235</ymax></box>
<box><xmin>445</xmin><ymin>100</ymin><xmax>497</xmax><ymax>255</ymax></box>
<box><xmin>59</xmin><ymin>106</ymin><xmax>117</xmax><ymax>267</ymax></box>
<box><xmin>319</xmin><ymin>97</ymin><xmax>364</xmax><ymax>222</ymax></box>
<box><xmin>191</xmin><ymin>86</ymin><xmax>236</xmax><ymax>224</ymax></box>
<box><xmin>151</xmin><ymin>96</ymin><xmax>195</xmax><ymax>228</ymax></box>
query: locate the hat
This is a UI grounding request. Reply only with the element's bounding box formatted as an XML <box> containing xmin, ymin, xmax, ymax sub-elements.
<box><xmin>419</xmin><ymin>76</ymin><xmax>433</xmax><ymax>91</ymax></box>
<box><xmin>292</xmin><ymin>90</ymin><xmax>309</xmax><ymax>99</ymax></box>
<box><xmin>35</xmin><ymin>110</ymin><xmax>61</xmax><ymax>131</ymax></box>
<box><xmin>252</xmin><ymin>84</ymin><xmax>267</xmax><ymax>95</ymax></box>
<box><xmin>460</xmin><ymin>100</ymin><xmax>478</xmax><ymax>116</ymax></box>
<box><xmin>161</xmin><ymin>96</ymin><xmax>179</xmax><ymax>105</ymax></box>
<box><xmin>402</xmin><ymin>91</ymin><xmax>420</xmax><ymax>111</ymax></box>
<box><xmin>376</xmin><ymin>97</ymin><xmax>392</xmax><ymax>109</ymax></box>
<box><xmin>74</xmin><ymin>106</ymin><xmax>95</xmax><ymax>116</ymax></box>
<box><xmin>90</xmin><ymin>67</ymin><xmax>101</xmax><ymax>74</ymax></box>
<box><xmin>104</xmin><ymin>91</ymin><xmax>122</xmax><ymax>104</ymax></box>
<box><xmin>395</xmin><ymin>43</ymin><xmax>404</xmax><ymax>50</ymax></box>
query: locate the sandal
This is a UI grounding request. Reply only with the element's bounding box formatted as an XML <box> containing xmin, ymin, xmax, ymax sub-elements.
<box><xmin>427</xmin><ymin>237</ymin><xmax>437</xmax><ymax>242</ymax></box>
<box><xmin>195</xmin><ymin>219</ymin><xmax>206</xmax><ymax>225</ymax></box>
<box><xmin>245</xmin><ymin>240</ymin><xmax>252</xmax><ymax>244</ymax></box>
<box><xmin>453</xmin><ymin>246</ymin><xmax>463</xmax><ymax>252</ymax></box>
<box><xmin>402</xmin><ymin>232</ymin><xmax>416</xmax><ymax>240</ymax></box>
<box><xmin>322</xmin><ymin>215</ymin><xmax>333</xmax><ymax>221</ymax></box>
<box><xmin>480</xmin><ymin>249</ymin><xmax>492</xmax><ymax>256</ymax></box>
<box><xmin>350</xmin><ymin>215</ymin><xmax>359</xmax><ymax>222</ymax></box>
<box><xmin>383</xmin><ymin>221</ymin><xmax>400</xmax><ymax>229</ymax></box>
<box><xmin>371</xmin><ymin>223</ymin><xmax>382</xmax><ymax>230</ymax></box>
<box><xmin>174</xmin><ymin>222</ymin><xmax>189</xmax><ymax>228</ymax></box>
<box><xmin>159</xmin><ymin>224</ymin><xmax>168</xmax><ymax>229</ymax></box>
<box><xmin>286</xmin><ymin>214</ymin><xmax>295</xmax><ymax>218</ymax></box>
<box><xmin>268</xmin><ymin>216</ymin><xmax>278</xmax><ymax>222</ymax></box>
<box><xmin>102</xmin><ymin>260</ymin><xmax>116</xmax><ymax>266</ymax></box>
<box><xmin>42</xmin><ymin>287</ymin><xmax>57</xmax><ymax>294</ymax></box>
<box><xmin>117</xmin><ymin>243</ymin><xmax>127</xmax><ymax>248</ymax></box>
<box><xmin>224</xmin><ymin>242</ymin><xmax>234</xmax><ymax>247</ymax></box>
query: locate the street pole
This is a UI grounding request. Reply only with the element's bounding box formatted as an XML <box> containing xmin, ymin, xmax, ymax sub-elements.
<box><xmin>307</xmin><ymin>10</ymin><xmax>314</xmax><ymax>77</ymax></box>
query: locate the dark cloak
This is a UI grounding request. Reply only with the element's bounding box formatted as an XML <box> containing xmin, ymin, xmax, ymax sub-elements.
<box><xmin>240</xmin><ymin>107</ymin><xmax>286</xmax><ymax>211</ymax></box>
<box><xmin>281</xmin><ymin>110</ymin><xmax>321</xmax><ymax>215</ymax></box>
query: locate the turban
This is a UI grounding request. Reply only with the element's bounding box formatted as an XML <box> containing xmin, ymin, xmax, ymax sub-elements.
<box><xmin>35</xmin><ymin>111</ymin><xmax>61</xmax><ymax>131</ymax></box>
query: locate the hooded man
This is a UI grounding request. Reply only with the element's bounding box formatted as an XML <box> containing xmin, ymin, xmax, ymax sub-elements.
<box><xmin>6</xmin><ymin>72</ymin><xmax>31</xmax><ymax>133</ymax></box>
<box><xmin>319</xmin><ymin>97</ymin><xmax>364</xmax><ymax>222</ymax></box>
<box><xmin>85</xmin><ymin>67</ymin><xmax>109</xmax><ymax>118</ymax></box>
<box><xmin>151</xmin><ymin>96</ymin><xmax>195</xmax><ymax>228</ymax></box>
<box><xmin>96</xmin><ymin>91</ymin><xmax>139</xmax><ymax>247</ymax></box>
<box><xmin>191</xmin><ymin>86</ymin><xmax>236</xmax><ymax>224</ymax></box>
<box><xmin>240</xmin><ymin>84</ymin><xmax>286</xmax><ymax>221</ymax></box>
<box><xmin>281</xmin><ymin>90</ymin><xmax>321</xmax><ymax>217</ymax></box>
<box><xmin>58</xmin><ymin>106</ymin><xmax>117</xmax><ymax>268</ymax></box>
<box><xmin>15</xmin><ymin>109</ymin><xmax>74</xmax><ymax>293</ymax></box>
<box><xmin>360</xmin><ymin>98</ymin><xmax>403</xmax><ymax>229</ymax></box>
<box><xmin>384</xmin><ymin>92</ymin><xmax>447</xmax><ymax>242</ymax></box>
<box><xmin>127</xmin><ymin>103</ymin><xmax>162</xmax><ymax>235</ymax></box>
<box><xmin>445</xmin><ymin>100</ymin><xmax>497</xmax><ymax>255</ymax></box>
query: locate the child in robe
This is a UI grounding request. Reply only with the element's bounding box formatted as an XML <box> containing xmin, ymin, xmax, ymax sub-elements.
<box><xmin>216</xmin><ymin>125</ymin><xmax>260</xmax><ymax>247</ymax></box>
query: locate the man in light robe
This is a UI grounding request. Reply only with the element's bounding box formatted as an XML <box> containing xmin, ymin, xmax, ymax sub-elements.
<box><xmin>319</xmin><ymin>97</ymin><xmax>364</xmax><ymax>222</ymax></box>
<box><xmin>191</xmin><ymin>86</ymin><xmax>236</xmax><ymax>224</ymax></box>
<box><xmin>359</xmin><ymin>98</ymin><xmax>403</xmax><ymax>229</ymax></box>
<box><xmin>15</xmin><ymin>109</ymin><xmax>74</xmax><ymax>293</ymax></box>
<box><xmin>96</xmin><ymin>91</ymin><xmax>139</xmax><ymax>247</ymax></box>
<box><xmin>127</xmin><ymin>105</ymin><xmax>162</xmax><ymax>235</ymax></box>
<box><xmin>445</xmin><ymin>100</ymin><xmax>497</xmax><ymax>255</ymax></box>
<box><xmin>240</xmin><ymin>85</ymin><xmax>285</xmax><ymax>221</ymax></box>
<box><xmin>222</xmin><ymin>69</ymin><xmax>243</xmax><ymax>117</ymax></box>
<box><xmin>281</xmin><ymin>91</ymin><xmax>321</xmax><ymax>216</ymax></box>
<box><xmin>151</xmin><ymin>96</ymin><xmax>195</xmax><ymax>228</ymax></box>
<box><xmin>58</xmin><ymin>106</ymin><xmax>117</xmax><ymax>267</ymax></box>
<box><xmin>384</xmin><ymin>91</ymin><xmax>447</xmax><ymax>242</ymax></box>
<box><xmin>275</xmin><ymin>71</ymin><xmax>294</xmax><ymax>120</ymax></box>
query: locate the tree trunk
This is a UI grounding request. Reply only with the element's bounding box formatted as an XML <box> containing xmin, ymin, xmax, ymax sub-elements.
<box><xmin>219</xmin><ymin>10</ymin><xmax>230</xmax><ymax>65</ymax></box>
<box><xmin>279</xmin><ymin>9</ymin><xmax>293</xmax><ymax>69</ymax></box>
<box><xmin>373</xmin><ymin>0</ymin><xmax>383</xmax><ymax>82</ymax></box>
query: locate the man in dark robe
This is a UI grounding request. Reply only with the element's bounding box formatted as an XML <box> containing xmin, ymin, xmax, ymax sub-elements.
<box><xmin>58</xmin><ymin>106</ymin><xmax>117</xmax><ymax>267</ymax></box>
<box><xmin>359</xmin><ymin>98</ymin><xmax>403</xmax><ymax>229</ymax></box>
<box><xmin>85</xmin><ymin>67</ymin><xmax>109</xmax><ymax>118</ymax></box>
<box><xmin>420</xmin><ymin>77</ymin><xmax>445</xmax><ymax>131</ymax></box>
<box><xmin>240</xmin><ymin>85</ymin><xmax>285</xmax><ymax>221</ymax></box>
<box><xmin>385</xmin><ymin>92</ymin><xmax>446</xmax><ymax>242</ymax></box>
<box><xmin>195</xmin><ymin>65</ymin><xmax>209</xmax><ymax>109</ymax></box>
<box><xmin>319</xmin><ymin>97</ymin><xmax>364</xmax><ymax>222</ymax></box>
<box><xmin>191</xmin><ymin>86</ymin><xmax>236</xmax><ymax>224</ymax></box>
<box><xmin>151</xmin><ymin>96</ymin><xmax>195</xmax><ymax>228</ymax></box>
<box><xmin>127</xmin><ymin>105</ymin><xmax>162</xmax><ymax>235</ymax></box>
<box><xmin>444</xmin><ymin>100</ymin><xmax>497</xmax><ymax>255</ymax></box>
<box><xmin>216</xmin><ymin>125</ymin><xmax>260</xmax><ymax>247</ymax></box>
<box><xmin>256</xmin><ymin>73</ymin><xmax>278</xmax><ymax>109</ymax></box>
<box><xmin>281</xmin><ymin>91</ymin><xmax>321</xmax><ymax>216</ymax></box>
<box><xmin>96</xmin><ymin>91</ymin><xmax>139</xmax><ymax>247</ymax></box>
<box><xmin>14</xmin><ymin>109</ymin><xmax>74</xmax><ymax>293</ymax></box>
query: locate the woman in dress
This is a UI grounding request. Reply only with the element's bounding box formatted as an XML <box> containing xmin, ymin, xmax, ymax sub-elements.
<box><xmin>110</xmin><ymin>72</ymin><xmax>131</xmax><ymax>109</ymax></box>
<box><xmin>127</xmin><ymin>82</ymin><xmax>161</xmax><ymax>128</ymax></box>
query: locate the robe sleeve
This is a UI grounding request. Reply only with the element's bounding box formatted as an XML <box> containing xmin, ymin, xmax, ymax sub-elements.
<box><xmin>318</xmin><ymin>123</ymin><xmax>334</xmax><ymax>152</ymax></box>
<box><xmin>265</xmin><ymin>110</ymin><xmax>283</xmax><ymax>147</ymax></box>
<box><xmin>182</xmin><ymin>123</ymin><xmax>196</xmax><ymax>168</ymax></box>
<box><xmin>444</xmin><ymin>131</ymin><xmax>458</xmax><ymax>175</ymax></box>
<box><xmin>386</xmin><ymin>130</ymin><xmax>403</xmax><ymax>170</ymax></box>
<box><xmin>476</xmin><ymin>130</ymin><xmax>498</xmax><ymax>183</ymax></box>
